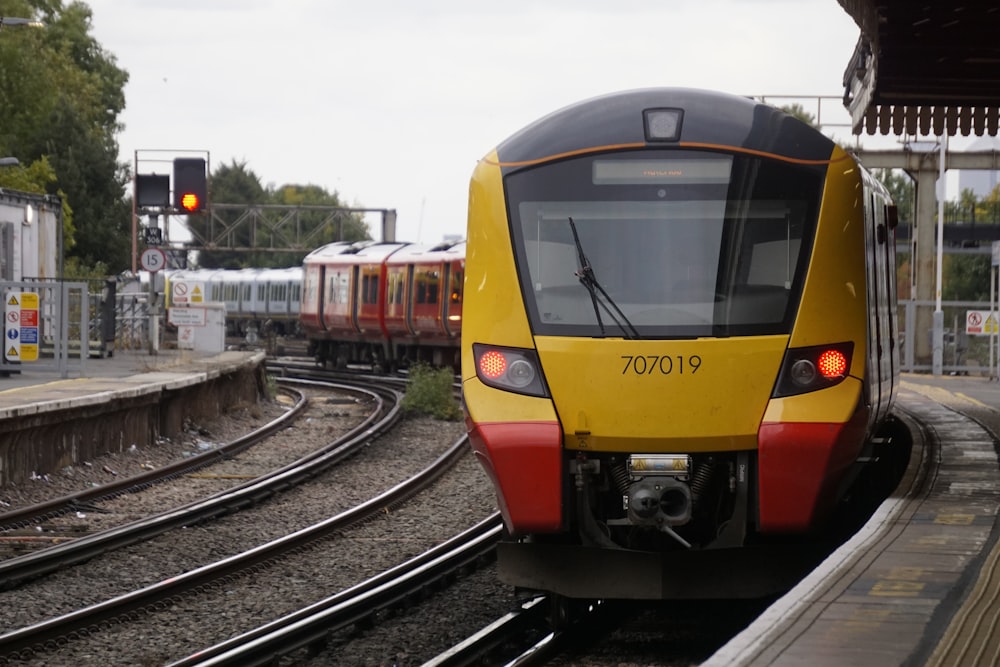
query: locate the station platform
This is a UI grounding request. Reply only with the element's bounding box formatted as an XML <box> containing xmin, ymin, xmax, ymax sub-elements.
<box><xmin>0</xmin><ymin>348</ymin><xmax>267</xmax><ymax>486</ymax></box>
<box><xmin>707</xmin><ymin>373</ymin><xmax>1000</xmax><ymax>667</ymax></box>
<box><xmin>0</xmin><ymin>348</ymin><xmax>264</xmax><ymax>414</ymax></box>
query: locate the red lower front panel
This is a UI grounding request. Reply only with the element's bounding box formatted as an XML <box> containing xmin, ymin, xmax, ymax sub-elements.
<box><xmin>466</xmin><ymin>420</ymin><xmax>563</xmax><ymax>534</ymax></box>
<box><xmin>757</xmin><ymin>404</ymin><xmax>868</xmax><ymax>532</ymax></box>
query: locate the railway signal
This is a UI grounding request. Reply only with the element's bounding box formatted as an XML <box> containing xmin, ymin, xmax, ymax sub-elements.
<box><xmin>173</xmin><ymin>157</ymin><xmax>207</xmax><ymax>213</ymax></box>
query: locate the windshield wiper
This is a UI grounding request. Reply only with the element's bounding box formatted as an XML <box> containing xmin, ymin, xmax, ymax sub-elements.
<box><xmin>568</xmin><ymin>217</ymin><xmax>639</xmax><ymax>339</ymax></box>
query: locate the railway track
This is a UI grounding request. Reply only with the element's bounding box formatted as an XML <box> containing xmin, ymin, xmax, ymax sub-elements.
<box><xmin>10</xmin><ymin>363</ymin><xmax>954</xmax><ymax>665</ymax></box>
<box><xmin>0</xmin><ymin>430</ymin><xmax>472</xmax><ymax>662</ymax></box>
<box><xmin>0</xmin><ymin>379</ymin><xmax>396</xmax><ymax>590</ymax></box>
<box><xmin>166</xmin><ymin>514</ymin><xmax>503</xmax><ymax>666</ymax></box>
<box><xmin>0</xmin><ymin>384</ymin><xmax>309</xmax><ymax>536</ymax></box>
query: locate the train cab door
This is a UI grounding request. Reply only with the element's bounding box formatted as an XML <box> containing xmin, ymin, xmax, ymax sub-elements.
<box><xmin>383</xmin><ymin>264</ymin><xmax>409</xmax><ymax>338</ymax></box>
<box><xmin>443</xmin><ymin>261</ymin><xmax>463</xmax><ymax>338</ymax></box>
<box><xmin>351</xmin><ymin>264</ymin><xmax>364</xmax><ymax>334</ymax></box>
<box><xmin>404</xmin><ymin>265</ymin><xmax>418</xmax><ymax>335</ymax></box>
<box><xmin>882</xmin><ymin>204</ymin><xmax>900</xmax><ymax>404</ymax></box>
<box><xmin>312</xmin><ymin>264</ymin><xmax>326</xmax><ymax>330</ymax></box>
<box><xmin>864</xmin><ymin>190</ymin><xmax>891</xmax><ymax>428</ymax></box>
<box><xmin>410</xmin><ymin>264</ymin><xmax>443</xmax><ymax>336</ymax></box>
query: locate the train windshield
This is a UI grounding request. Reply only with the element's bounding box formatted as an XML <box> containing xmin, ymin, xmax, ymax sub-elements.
<box><xmin>505</xmin><ymin>150</ymin><xmax>824</xmax><ymax>338</ymax></box>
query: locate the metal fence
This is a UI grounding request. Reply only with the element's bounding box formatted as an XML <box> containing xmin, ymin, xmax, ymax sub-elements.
<box><xmin>0</xmin><ymin>279</ymin><xmax>90</xmax><ymax>377</ymax></box>
<box><xmin>899</xmin><ymin>299</ymin><xmax>999</xmax><ymax>377</ymax></box>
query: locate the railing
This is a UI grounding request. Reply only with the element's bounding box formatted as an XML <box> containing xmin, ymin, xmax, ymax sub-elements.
<box><xmin>899</xmin><ymin>299</ymin><xmax>999</xmax><ymax>377</ymax></box>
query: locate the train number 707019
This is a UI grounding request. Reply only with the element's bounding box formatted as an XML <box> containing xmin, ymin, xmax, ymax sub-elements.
<box><xmin>620</xmin><ymin>355</ymin><xmax>702</xmax><ymax>375</ymax></box>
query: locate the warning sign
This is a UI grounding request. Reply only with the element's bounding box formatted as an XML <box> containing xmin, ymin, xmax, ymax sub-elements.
<box><xmin>4</xmin><ymin>291</ymin><xmax>39</xmax><ymax>361</ymax></box>
<box><xmin>168</xmin><ymin>307</ymin><xmax>206</xmax><ymax>326</ymax></box>
<box><xmin>966</xmin><ymin>310</ymin><xmax>998</xmax><ymax>336</ymax></box>
<box><xmin>171</xmin><ymin>281</ymin><xmax>205</xmax><ymax>305</ymax></box>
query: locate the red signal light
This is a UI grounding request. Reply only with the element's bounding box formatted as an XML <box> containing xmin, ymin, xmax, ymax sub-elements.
<box><xmin>478</xmin><ymin>349</ymin><xmax>507</xmax><ymax>379</ymax></box>
<box><xmin>817</xmin><ymin>349</ymin><xmax>847</xmax><ymax>378</ymax></box>
<box><xmin>180</xmin><ymin>192</ymin><xmax>200</xmax><ymax>212</ymax></box>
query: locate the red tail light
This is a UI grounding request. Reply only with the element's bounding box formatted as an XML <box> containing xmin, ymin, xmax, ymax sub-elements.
<box><xmin>773</xmin><ymin>342</ymin><xmax>853</xmax><ymax>397</ymax></box>
<box><xmin>472</xmin><ymin>343</ymin><xmax>549</xmax><ymax>397</ymax></box>
<box><xmin>817</xmin><ymin>349</ymin><xmax>848</xmax><ymax>378</ymax></box>
<box><xmin>478</xmin><ymin>349</ymin><xmax>507</xmax><ymax>379</ymax></box>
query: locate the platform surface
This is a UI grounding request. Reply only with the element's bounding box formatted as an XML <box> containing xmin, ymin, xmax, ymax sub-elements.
<box><xmin>0</xmin><ymin>348</ymin><xmax>264</xmax><ymax>416</ymax></box>
<box><xmin>706</xmin><ymin>372</ymin><xmax>1000</xmax><ymax>667</ymax></box>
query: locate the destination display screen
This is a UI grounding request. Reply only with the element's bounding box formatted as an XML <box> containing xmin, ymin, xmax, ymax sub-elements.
<box><xmin>592</xmin><ymin>157</ymin><xmax>733</xmax><ymax>185</ymax></box>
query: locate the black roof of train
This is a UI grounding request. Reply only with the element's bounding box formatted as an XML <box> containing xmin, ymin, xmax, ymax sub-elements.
<box><xmin>494</xmin><ymin>88</ymin><xmax>836</xmax><ymax>170</ymax></box>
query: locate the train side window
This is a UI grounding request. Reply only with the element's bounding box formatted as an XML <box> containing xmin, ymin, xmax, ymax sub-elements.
<box><xmin>427</xmin><ymin>271</ymin><xmax>439</xmax><ymax>304</ymax></box>
<box><xmin>413</xmin><ymin>270</ymin><xmax>439</xmax><ymax>304</ymax></box>
<box><xmin>387</xmin><ymin>272</ymin><xmax>404</xmax><ymax>305</ymax></box>
<box><xmin>328</xmin><ymin>273</ymin><xmax>345</xmax><ymax>305</ymax></box>
<box><xmin>361</xmin><ymin>273</ymin><xmax>379</xmax><ymax>305</ymax></box>
<box><xmin>416</xmin><ymin>275</ymin><xmax>427</xmax><ymax>304</ymax></box>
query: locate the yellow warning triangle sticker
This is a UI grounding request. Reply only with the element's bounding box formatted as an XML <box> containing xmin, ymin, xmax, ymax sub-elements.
<box><xmin>7</xmin><ymin>295</ymin><xmax>18</xmax><ymax>306</ymax></box>
<box><xmin>6</xmin><ymin>347</ymin><xmax>18</xmax><ymax>357</ymax></box>
<box><xmin>192</xmin><ymin>286</ymin><xmax>202</xmax><ymax>295</ymax></box>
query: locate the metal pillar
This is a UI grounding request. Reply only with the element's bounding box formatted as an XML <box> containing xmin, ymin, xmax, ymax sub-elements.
<box><xmin>913</xmin><ymin>167</ymin><xmax>938</xmax><ymax>366</ymax></box>
<box><xmin>932</xmin><ymin>136</ymin><xmax>947</xmax><ymax>376</ymax></box>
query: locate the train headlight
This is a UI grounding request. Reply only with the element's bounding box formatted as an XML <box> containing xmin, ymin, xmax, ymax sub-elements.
<box><xmin>789</xmin><ymin>359</ymin><xmax>817</xmax><ymax>387</ymax></box>
<box><xmin>643</xmin><ymin>108</ymin><xmax>683</xmax><ymax>142</ymax></box>
<box><xmin>773</xmin><ymin>342</ymin><xmax>854</xmax><ymax>397</ymax></box>
<box><xmin>473</xmin><ymin>343</ymin><xmax>549</xmax><ymax>397</ymax></box>
<box><xmin>507</xmin><ymin>359</ymin><xmax>536</xmax><ymax>388</ymax></box>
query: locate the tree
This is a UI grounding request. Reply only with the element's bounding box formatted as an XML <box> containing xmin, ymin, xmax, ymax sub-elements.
<box><xmin>0</xmin><ymin>0</ymin><xmax>130</xmax><ymax>272</ymax></box>
<box><xmin>943</xmin><ymin>253</ymin><xmax>991</xmax><ymax>301</ymax></box>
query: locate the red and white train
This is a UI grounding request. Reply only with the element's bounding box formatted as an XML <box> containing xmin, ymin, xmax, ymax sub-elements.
<box><xmin>300</xmin><ymin>240</ymin><xmax>465</xmax><ymax>369</ymax></box>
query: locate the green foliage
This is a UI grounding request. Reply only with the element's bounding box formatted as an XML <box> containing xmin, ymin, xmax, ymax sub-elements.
<box><xmin>0</xmin><ymin>0</ymin><xmax>129</xmax><ymax>272</ymax></box>
<box><xmin>943</xmin><ymin>254</ymin><xmax>991</xmax><ymax>301</ymax></box>
<box><xmin>401</xmin><ymin>364</ymin><xmax>462</xmax><ymax>421</ymax></box>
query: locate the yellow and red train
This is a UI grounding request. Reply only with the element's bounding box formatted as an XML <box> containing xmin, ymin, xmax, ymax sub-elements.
<box><xmin>461</xmin><ymin>88</ymin><xmax>900</xmax><ymax>600</ymax></box>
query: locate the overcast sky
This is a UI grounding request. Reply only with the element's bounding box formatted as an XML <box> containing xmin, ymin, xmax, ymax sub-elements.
<box><xmin>87</xmin><ymin>1</ymin><xmax>882</xmax><ymax>245</ymax></box>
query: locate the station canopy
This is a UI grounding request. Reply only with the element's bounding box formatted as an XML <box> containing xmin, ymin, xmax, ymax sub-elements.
<box><xmin>839</xmin><ymin>1</ymin><xmax>1000</xmax><ymax>136</ymax></box>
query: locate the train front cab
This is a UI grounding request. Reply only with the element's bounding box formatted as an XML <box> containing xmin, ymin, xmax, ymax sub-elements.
<box><xmin>462</xmin><ymin>92</ymin><xmax>899</xmax><ymax>601</ymax></box>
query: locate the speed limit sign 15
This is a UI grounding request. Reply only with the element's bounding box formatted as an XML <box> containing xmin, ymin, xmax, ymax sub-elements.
<box><xmin>140</xmin><ymin>247</ymin><xmax>167</xmax><ymax>272</ymax></box>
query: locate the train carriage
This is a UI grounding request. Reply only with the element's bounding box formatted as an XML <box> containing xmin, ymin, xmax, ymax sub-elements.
<box><xmin>302</xmin><ymin>240</ymin><xmax>464</xmax><ymax>369</ymax></box>
<box><xmin>461</xmin><ymin>88</ymin><xmax>899</xmax><ymax>601</ymax></box>
<box><xmin>384</xmin><ymin>241</ymin><xmax>465</xmax><ymax>360</ymax></box>
<box><xmin>301</xmin><ymin>241</ymin><xmax>355</xmax><ymax>340</ymax></box>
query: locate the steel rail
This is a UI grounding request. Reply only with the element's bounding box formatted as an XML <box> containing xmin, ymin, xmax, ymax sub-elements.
<box><xmin>0</xmin><ymin>379</ymin><xmax>446</xmax><ymax>659</ymax></box>
<box><xmin>168</xmin><ymin>511</ymin><xmax>502</xmax><ymax>667</ymax></box>
<box><xmin>0</xmin><ymin>380</ymin><xmax>397</xmax><ymax>591</ymax></box>
<box><xmin>0</xmin><ymin>384</ymin><xmax>308</xmax><ymax>532</ymax></box>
